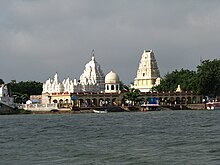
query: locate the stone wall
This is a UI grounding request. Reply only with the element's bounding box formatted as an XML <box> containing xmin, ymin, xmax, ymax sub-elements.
<box><xmin>0</xmin><ymin>103</ymin><xmax>18</xmax><ymax>115</ymax></box>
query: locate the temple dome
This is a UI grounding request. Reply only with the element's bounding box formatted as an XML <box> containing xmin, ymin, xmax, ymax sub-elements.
<box><xmin>105</xmin><ymin>70</ymin><xmax>119</xmax><ymax>84</ymax></box>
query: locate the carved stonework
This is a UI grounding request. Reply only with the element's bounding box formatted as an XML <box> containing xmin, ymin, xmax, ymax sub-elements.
<box><xmin>133</xmin><ymin>50</ymin><xmax>161</xmax><ymax>92</ymax></box>
<box><xmin>79</xmin><ymin>55</ymin><xmax>105</xmax><ymax>85</ymax></box>
<box><xmin>42</xmin><ymin>54</ymin><xmax>105</xmax><ymax>94</ymax></box>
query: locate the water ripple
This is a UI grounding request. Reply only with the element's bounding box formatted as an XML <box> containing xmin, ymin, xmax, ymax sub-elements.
<box><xmin>0</xmin><ymin>111</ymin><xmax>220</xmax><ymax>164</ymax></box>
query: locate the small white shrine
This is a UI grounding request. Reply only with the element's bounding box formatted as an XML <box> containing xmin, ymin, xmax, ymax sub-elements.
<box><xmin>176</xmin><ymin>85</ymin><xmax>182</xmax><ymax>93</ymax></box>
<box><xmin>132</xmin><ymin>50</ymin><xmax>161</xmax><ymax>92</ymax></box>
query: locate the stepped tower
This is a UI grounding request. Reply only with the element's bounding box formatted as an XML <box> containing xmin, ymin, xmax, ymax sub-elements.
<box><xmin>133</xmin><ymin>50</ymin><xmax>161</xmax><ymax>92</ymax></box>
<box><xmin>79</xmin><ymin>50</ymin><xmax>105</xmax><ymax>92</ymax></box>
<box><xmin>79</xmin><ymin>50</ymin><xmax>105</xmax><ymax>86</ymax></box>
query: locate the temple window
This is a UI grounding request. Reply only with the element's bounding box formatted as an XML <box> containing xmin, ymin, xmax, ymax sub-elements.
<box><xmin>111</xmin><ymin>85</ymin><xmax>114</xmax><ymax>90</ymax></box>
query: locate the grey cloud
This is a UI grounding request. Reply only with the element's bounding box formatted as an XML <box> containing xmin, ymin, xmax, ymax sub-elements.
<box><xmin>0</xmin><ymin>0</ymin><xmax>220</xmax><ymax>84</ymax></box>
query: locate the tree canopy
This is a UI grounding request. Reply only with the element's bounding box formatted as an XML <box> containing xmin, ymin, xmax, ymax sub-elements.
<box><xmin>196</xmin><ymin>59</ymin><xmax>220</xmax><ymax>97</ymax></box>
<box><xmin>123</xmin><ymin>86</ymin><xmax>141</xmax><ymax>106</ymax></box>
<box><xmin>153</xmin><ymin>69</ymin><xmax>197</xmax><ymax>93</ymax></box>
<box><xmin>153</xmin><ymin>59</ymin><xmax>220</xmax><ymax>97</ymax></box>
<box><xmin>8</xmin><ymin>80</ymin><xmax>43</xmax><ymax>103</ymax></box>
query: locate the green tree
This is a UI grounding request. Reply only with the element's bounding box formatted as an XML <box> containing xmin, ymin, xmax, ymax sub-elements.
<box><xmin>119</xmin><ymin>81</ymin><xmax>127</xmax><ymax>91</ymax></box>
<box><xmin>196</xmin><ymin>59</ymin><xmax>220</xmax><ymax>97</ymax></box>
<box><xmin>153</xmin><ymin>69</ymin><xmax>197</xmax><ymax>92</ymax></box>
<box><xmin>8</xmin><ymin>80</ymin><xmax>43</xmax><ymax>103</ymax></box>
<box><xmin>123</xmin><ymin>86</ymin><xmax>141</xmax><ymax>106</ymax></box>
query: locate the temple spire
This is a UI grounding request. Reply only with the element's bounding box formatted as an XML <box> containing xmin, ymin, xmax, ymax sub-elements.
<box><xmin>132</xmin><ymin>49</ymin><xmax>161</xmax><ymax>92</ymax></box>
<box><xmin>91</xmin><ymin>49</ymin><xmax>95</xmax><ymax>61</ymax></box>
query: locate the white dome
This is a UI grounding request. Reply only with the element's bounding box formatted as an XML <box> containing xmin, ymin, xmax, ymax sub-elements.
<box><xmin>105</xmin><ymin>71</ymin><xmax>119</xmax><ymax>84</ymax></box>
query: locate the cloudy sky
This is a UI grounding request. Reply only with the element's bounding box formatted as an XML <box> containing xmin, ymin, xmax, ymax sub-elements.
<box><xmin>0</xmin><ymin>0</ymin><xmax>220</xmax><ymax>84</ymax></box>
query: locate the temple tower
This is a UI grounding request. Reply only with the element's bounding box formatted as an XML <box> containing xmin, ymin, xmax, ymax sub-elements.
<box><xmin>79</xmin><ymin>50</ymin><xmax>105</xmax><ymax>91</ymax></box>
<box><xmin>133</xmin><ymin>50</ymin><xmax>161</xmax><ymax>92</ymax></box>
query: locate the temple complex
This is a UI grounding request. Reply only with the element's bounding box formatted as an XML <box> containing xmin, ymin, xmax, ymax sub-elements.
<box><xmin>132</xmin><ymin>50</ymin><xmax>161</xmax><ymax>92</ymax></box>
<box><xmin>42</xmin><ymin>52</ymin><xmax>121</xmax><ymax>104</ymax></box>
<box><xmin>22</xmin><ymin>49</ymin><xmax>203</xmax><ymax>111</ymax></box>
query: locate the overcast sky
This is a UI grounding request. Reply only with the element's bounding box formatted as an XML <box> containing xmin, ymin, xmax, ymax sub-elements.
<box><xmin>0</xmin><ymin>0</ymin><xmax>220</xmax><ymax>84</ymax></box>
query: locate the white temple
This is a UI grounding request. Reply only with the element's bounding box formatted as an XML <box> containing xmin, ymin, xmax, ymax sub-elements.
<box><xmin>132</xmin><ymin>50</ymin><xmax>161</xmax><ymax>92</ymax></box>
<box><xmin>42</xmin><ymin>54</ymin><xmax>109</xmax><ymax>94</ymax></box>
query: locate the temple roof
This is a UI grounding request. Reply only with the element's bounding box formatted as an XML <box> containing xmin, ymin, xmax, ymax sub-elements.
<box><xmin>105</xmin><ymin>70</ymin><xmax>119</xmax><ymax>84</ymax></box>
<box><xmin>79</xmin><ymin>54</ymin><xmax>105</xmax><ymax>85</ymax></box>
<box><xmin>135</xmin><ymin>50</ymin><xmax>160</xmax><ymax>79</ymax></box>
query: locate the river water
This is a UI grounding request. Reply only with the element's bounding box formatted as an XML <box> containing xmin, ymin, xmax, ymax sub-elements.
<box><xmin>0</xmin><ymin>110</ymin><xmax>220</xmax><ymax>165</ymax></box>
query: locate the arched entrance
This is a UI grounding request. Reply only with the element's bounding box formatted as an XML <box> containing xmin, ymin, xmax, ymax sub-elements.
<box><xmin>112</xmin><ymin>98</ymin><xmax>117</xmax><ymax>106</ymax></box>
<box><xmin>187</xmin><ymin>97</ymin><xmax>192</xmax><ymax>104</ymax></box>
<box><xmin>59</xmin><ymin>99</ymin><xmax>63</xmax><ymax>104</ymax></box>
<box><xmin>170</xmin><ymin>97</ymin><xmax>175</xmax><ymax>104</ymax></box>
<box><xmin>85</xmin><ymin>99</ymin><xmax>91</xmax><ymax>107</ymax></box>
<box><xmin>99</xmin><ymin>99</ymin><xmax>104</xmax><ymax>107</ymax></box>
<box><xmin>181</xmin><ymin>97</ymin><xmax>186</xmax><ymax>104</ymax></box>
<box><xmin>105</xmin><ymin>98</ymin><xmax>110</xmax><ymax>106</ymax></box>
<box><xmin>192</xmin><ymin>96</ymin><xmax>197</xmax><ymax>103</ymax></box>
<box><xmin>159</xmin><ymin>97</ymin><xmax>163</xmax><ymax>105</ymax></box>
<box><xmin>176</xmin><ymin>97</ymin><xmax>181</xmax><ymax>104</ymax></box>
<box><xmin>92</xmin><ymin>98</ymin><xmax>97</xmax><ymax>107</ymax></box>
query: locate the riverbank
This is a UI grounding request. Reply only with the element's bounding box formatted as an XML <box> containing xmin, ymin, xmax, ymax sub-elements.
<box><xmin>160</xmin><ymin>104</ymin><xmax>206</xmax><ymax>110</ymax></box>
<box><xmin>0</xmin><ymin>104</ymin><xmax>207</xmax><ymax>115</ymax></box>
<box><xmin>0</xmin><ymin>107</ymin><xmax>32</xmax><ymax>115</ymax></box>
<box><xmin>31</xmin><ymin>106</ymin><xmax>127</xmax><ymax>114</ymax></box>
<box><xmin>22</xmin><ymin>104</ymin><xmax>208</xmax><ymax>114</ymax></box>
